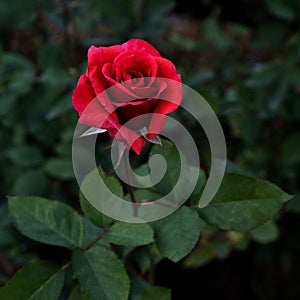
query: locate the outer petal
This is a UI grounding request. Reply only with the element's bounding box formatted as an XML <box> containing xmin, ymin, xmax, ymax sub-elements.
<box><xmin>147</xmin><ymin>78</ymin><xmax>182</xmax><ymax>140</ymax></box>
<box><xmin>87</xmin><ymin>45</ymin><xmax>122</xmax><ymax>109</ymax></box>
<box><xmin>108</xmin><ymin>124</ymin><xmax>146</xmax><ymax>155</ymax></box>
<box><xmin>152</xmin><ymin>79</ymin><xmax>182</xmax><ymax>115</ymax></box>
<box><xmin>78</xmin><ymin>97</ymin><xmax>115</xmax><ymax>129</ymax></box>
<box><xmin>147</xmin><ymin>114</ymin><xmax>167</xmax><ymax>140</ymax></box>
<box><xmin>88</xmin><ymin>68</ymin><xmax>108</xmax><ymax>95</ymax></box>
<box><xmin>121</xmin><ymin>39</ymin><xmax>161</xmax><ymax>57</ymax></box>
<box><xmin>131</xmin><ymin>136</ymin><xmax>146</xmax><ymax>154</ymax></box>
<box><xmin>153</xmin><ymin>57</ymin><xmax>182</xmax><ymax>115</ymax></box>
<box><xmin>72</xmin><ymin>75</ymin><xmax>96</xmax><ymax>116</ymax></box>
<box><xmin>78</xmin><ymin>97</ymin><xmax>146</xmax><ymax>155</ymax></box>
<box><xmin>155</xmin><ymin>57</ymin><xmax>181</xmax><ymax>81</ymax></box>
<box><xmin>87</xmin><ymin>45</ymin><xmax>122</xmax><ymax>77</ymax></box>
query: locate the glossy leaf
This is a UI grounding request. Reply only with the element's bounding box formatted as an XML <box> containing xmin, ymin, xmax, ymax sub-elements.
<box><xmin>134</xmin><ymin>286</ymin><xmax>171</xmax><ymax>300</ymax></box>
<box><xmin>0</xmin><ymin>260</ymin><xmax>64</xmax><ymax>300</ymax></box>
<box><xmin>7</xmin><ymin>145</ymin><xmax>43</xmax><ymax>167</ymax></box>
<box><xmin>44</xmin><ymin>158</ymin><xmax>74</xmax><ymax>180</ymax></box>
<box><xmin>183</xmin><ymin>242</ymin><xmax>216</xmax><ymax>268</ymax></box>
<box><xmin>11</xmin><ymin>170</ymin><xmax>49</xmax><ymax>196</ymax></box>
<box><xmin>72</xmin><ymin>246</ymin><xmax>130</xmax><ymax>300</ymax></box>
<box><xmin>250</xmin><ymin>220</ymin><xmax>279</xmax><ymax>244</ymax></box>
<box><xmin>68</xmin><ymin>284</ymin><xmax>92</xmax><ymax>300</ymax></box>
<box><xmin>149</xmin><ymin>139</ymin><xmax>180</xmax><ymax>195</ymax></box>
<box><xmin>285</xmin><ymin>192</ymin><xmax>300</xmax><ymax>213</ymax></box>
<box><xmin>79</xmin><ymin>167</ymin><xmax>123</xmax><ymax>228</ymax></box>
<box><xmin>198</xmin><ymin>173</ymin><xmax>292</xmax><ymax>231</ymax></box>
<box><xmin>104</xmin><ymin>222</ymin><xmax>154</xmax><ymax>246</ymax></box>
<box><xmin>8</xmin><ymin>196</ymin><xmax>84</xmax><ymax>249</ymax></box>
<box><xmin>153</xmin><ymin>206</ymin><xmax>202</xmax><ymax>262</ymax></box>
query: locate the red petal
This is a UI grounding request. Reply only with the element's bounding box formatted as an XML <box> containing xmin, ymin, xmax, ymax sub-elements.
<box><xmin>153</xmin><ymin>79</ymin><xmax>182</xmax><ymax>115</ymax></box>
<box><xmin>154</xmin><ymin>57</ymin><xmax>182</xmax><ymax>113</ymax></box>
<box><xmin>87</xmin><ymin>45</ymin><xmax>122</xmax><ymax>102</ymax></box>
<box><xmin>117</xmin><ymin>99</ymin><xmax>157</xmax><ymax>128</ymax></box>
<box><xmin>102</xmin><ymin>63</ymin><xmax>118</xmax><ymax>86</ymax></box>
<box><xmin>87</xmin><ymin>45</ymin><xmax>121</xmax><ymax>76</ymax></box>
<box><xmin>103</xmin><ymin>64</ymin><xmax>161</xmax><ymax>105</ymax></box>
<box><xmin>117</xmin><ymin>129</ymin><xmax>146</xmax><ymax>155</ymax></box>
<box><xmin>78</xmin><ymin>96</ymin><xmax>146</xmax><ymax>155</ymax></box>
<box><xmin>113</xmin><ymin>50</ymin><xmax>158</xmax><ymax>80</ymax></box>
<box><xmin>89</xmin><ymin>68</ymin><xmax>108</xmax><ymax>95</ymax></box>
<box><xmin>131</xmin><ymin>136</ymin><xmax>146</xmax><ymax>154</ymax></box>
<box><xmin>155</xmin><ymin>57</ymin><xmax>181</xmax><ymax>81</ymax></box>
<box><xmin>72</xmin><ymin>75</ymin><xmax>96</xmax><ymax>116</ymax></box>
<box><xmin>121</xmin><ymin>39</ymin><xmax>161</xmax><ymax>57</ymax></box>
<box><xmin>106</xmin><ymin>122</ymin><xmax>146</xmax><ymax>155</ymax></box>
<box><xmin>147</xmin><ymin>79</ymin><xmax>182</xmax><ymax>139</ymax></box>
<box><xmin>78</xmin><ymin>97</ymin><xmax>114</xmax><ymax>129</ymax></box>
<box><xmin>147</xmin><ymin>114</ymin><xmax>167</xmax><ymax>140</ymax></box>
<box><xmin>85</xmin><ymin>65</ymin><xmax>116</xmax><ymax>116</ymax></box>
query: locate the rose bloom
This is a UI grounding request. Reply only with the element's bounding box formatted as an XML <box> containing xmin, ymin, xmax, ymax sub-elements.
<box><xmin>72</xmin><ymin>39</ymin><xmax>181</xmax><ymax>154</ymax></box>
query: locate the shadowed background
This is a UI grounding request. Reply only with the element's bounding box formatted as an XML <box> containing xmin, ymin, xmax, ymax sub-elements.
<box><xmin>0</xmin><ymin>0</ymin><xmax>299</xmax><ymax>299</ymax></box>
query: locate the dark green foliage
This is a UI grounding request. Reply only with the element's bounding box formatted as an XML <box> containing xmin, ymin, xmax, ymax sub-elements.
<box><xmin>0</xmin><ymin>0</ymin><xmax>299</xmax><ymax>299</ymax></box>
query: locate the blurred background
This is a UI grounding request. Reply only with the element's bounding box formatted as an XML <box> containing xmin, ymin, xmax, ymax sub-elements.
<box><xmin>0</xmin><ymin>0</ymin><xmax>299</xmax><ymax>299</ymax></box>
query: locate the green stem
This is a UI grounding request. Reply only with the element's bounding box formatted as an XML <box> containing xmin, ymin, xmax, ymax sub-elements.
<box><xmin>122</xmin><ymin>155</ymin><xmax>138</xmax><ymax>217</ymax></box>
<box><xmin>61</xmin><ymin>233</ymin><xmax>105</xmax><ymax>271</ymax></box>
<box><xmin>148</xmin><ymin>246</ymin><xmax>155</xmax><ymax>285</ymax></box>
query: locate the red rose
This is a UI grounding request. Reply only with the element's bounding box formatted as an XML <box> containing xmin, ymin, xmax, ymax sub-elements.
<box><xmin>72</xmin><ymin>39</ymin><xmax>181</xmax><ymax>154</ymax></box>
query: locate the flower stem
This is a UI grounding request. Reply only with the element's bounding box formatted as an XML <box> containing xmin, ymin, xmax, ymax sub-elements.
<box><xmin>122</xmin><ymin>154</ymin><xmax>138</xmax><ymax>217</ymax></box>
<box><xmin>148</xmin><ymin>248</ymin><xmax>155</xmax><ymax>284</ymax></box>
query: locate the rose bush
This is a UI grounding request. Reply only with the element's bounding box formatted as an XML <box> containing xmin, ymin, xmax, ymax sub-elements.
<box><xmin>72</xmin><ymin>39</ymin><xmax>181</xmax><ymax>154</ymax></box>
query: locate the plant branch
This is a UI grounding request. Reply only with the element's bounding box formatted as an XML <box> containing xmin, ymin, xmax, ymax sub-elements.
<box><xmin>122</xmin><ymin>155</ymin><xmax>138</xmax><ymax>217</ymax></box>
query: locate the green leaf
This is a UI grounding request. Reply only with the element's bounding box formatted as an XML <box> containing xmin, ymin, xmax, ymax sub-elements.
<box><xmin>129</xmin><ymin>274</ymin><xmax>150</xmax><ymax>300</ymax></box>
<box><xmin>183</xmin><ymin>242</ymin><xmax>216</xmax><ymax>268</ymax></box>
<box><xmin>0</xmin><ymin>53</ymin><xmax>35</xmax><ymax>96</ymax></box>
<box><xmin>170</xmin><ymin>34</ymin><xmax>198</xmax><ymax>51</ymax></box>
<box><xmin>8</xmin><ymin>196</ymin><xmax>84</xmax><ymax>249</ymax></box>
<box><xmin>0</xmin><ymin>92</ymin><xmax>17</xmax><ymax>116</ymax></box>
<box><xmin>188</xmin><ymin>166</ymin><xmax>206</xmax><ymax>205</ymax></box>
<box><xmin>12</xmin><ymin>170</ymin><xmax>49</xmax><ymax>196</ymax></box>
<box><xmin>44</xmin><ymin>158</ymin><xmax>74</xmax><ymax>180</ymax></box>
<box><xmin>104</xmin><ymin>222</ymin><xmax>154</xmax><ymax>246</ymax></box>
<box><xmin>202</xmin><ymin>18</ymin><xmax>232</xmax><ymax>49</ymax></box>
<box><xmin>285</xmin><ymin>192</ymin><xmax>300</xmax><ymax>213</ymax></box>
<box><xmin>68</xmin><ymin>284</ymin><xmax>92</xmax><ymax>300</ymax></box>
<box><xmin>129</xmin><ymin>246</ymin><xmax>163</xmax><ymax>274</ymax></box>
<box><xmin>80</xmin><ymin>167</ymin><xmax>123</xmax><ymax>228</ymax></box>
<box><xmin>8</xmin><ymin>145</ymin><xmax>43</xmax><ymax>167</ymax></box>
<box><xmin>0</xmin><ymin>203</ymin><xmax>19</xmax><ymax>248</ymax></box>
<box><xmin>149</xmin><ymin>139</ymin><xmax>180</xmax><ymax>195</ymax></box>
<box><xmin>46</xmin><ymin>95</ymin><xmax>72</xmax><ymax>120</ymax></box>
<box><xmin>198</xmin><ymin>173</ymin><xmax>292</xmax><ymax>231</ymax></box>
<box><xmin>72</xmin><ymin>246</ymin><xmax>130</xmax><ymax>300</ymax></box>
<box><xmin>265</xmin><ymin>0</ymin><xmax>296</xmax><ymax>20</ymax></box>
<box><xmin>38</xmin><ymin>43</ymin><xmax>64</xmax><ymax>71</ymax></box>
<box><xmin>0</xmin><ymin>0</ymin><xmax>36</xmax><ymax>29</ymax></box>
<box><xmin>0</xmin><ymin>260</ymin><xmax>64</xmax><ymax>300</ymax></box>
<box><xmin>80</xmin><ymin>194</ymin><xmax>113</xmax><ymax>229</ymax></box>
<box><xmin>82</xmin><ymin>217</ymin><xmax>104</xmax><ymax>248</ymax></box>
<box><xmin>148</xmin><ymin>138</ymin><xmax>198</xmax><ymax>202</ymax></box>
<box><xmin>134</xmin><ymin>286</ymin><xmax>171</xmax><ymax>300</ymax></box>
<box><xmin>250</xmin><ymin>220</ymin><xmax>279</xmax><ymax>244</ymax></box>
<box><xmin>281</xmin><ymin>133</ymin><xmax>300</xmax><ymax>168</ymax></box>
<box><xmin>152</xmin><ymin>206</ymin><xmax>202</xmax><ymax>262</ymax></box>
<box><xmin>124</xmin><ymin>189</ymin><xmax>162</xmax><ymax>203</ymax></box>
